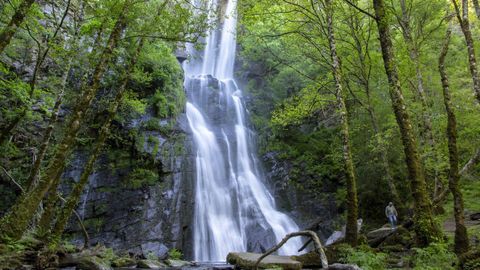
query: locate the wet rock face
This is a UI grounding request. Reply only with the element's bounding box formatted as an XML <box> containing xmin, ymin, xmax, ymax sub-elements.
<box><xmin>262</xmin><ymin>151</ymin><xmax>339</xmax><ymax>242</ymax></box>
<box><xmin>63</xmin><ymin>112</ymin><xmax>196</xmax><ymax>260</ymax></box>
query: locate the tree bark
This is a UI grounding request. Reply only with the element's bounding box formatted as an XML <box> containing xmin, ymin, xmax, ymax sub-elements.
<box><xmin>372</xmin><ymin>0</ymin><xmax>442</xmax><ymax>247</ymax></box>
<box><xmin>50</xmin><ymin>38</ymin><xmax>145</xmax><ymax>244</ymax></box>
<box><xmin>452</xmin><ymin>0</ymin><xmax>480</xmax><ymax>104</ymax></box>
<box><xmin>26</xmin><ymin>60</ymin><xmax>72</xmax><ymax>191</ymax></box>
<box><xmin>325</xmin><ymin>0</ymin><xmax>358</xmax><ymax>246</ymax></box>
<box><xmin>0</xmin><ymin>1</ymin><xmax>130</xmax><ymax>242</ymax></box>
<box><xmin>439</xmin><ymin>27</ymin><xmax>469</xmax><ymax>255</ymax></box>
<box><xmin>0</xmin><ymin>0</ymin><xmax>36</xmax><ymax>55</ymax></box>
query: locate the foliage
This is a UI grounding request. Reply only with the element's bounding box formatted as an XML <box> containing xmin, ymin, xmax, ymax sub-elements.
<box><xmin>411</xmin><ymin>243</ymin><xmax>457</xmax><ymax>270</ymax></box>
<box><xmin>126</xmin><ymin>168</ymin><xmax>159</xmax><ymax>189</ymax></box>
<box><xmin>337</xmin><ymin>244</ymin><xmax>387</xmax><ymax>270</ymax></box>
<box><xmin>168</xmin><ymin>248</ymin><xmax>183</xmax><ymax>260</ymax></box>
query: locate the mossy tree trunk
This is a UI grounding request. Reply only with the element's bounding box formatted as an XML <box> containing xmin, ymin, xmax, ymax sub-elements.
<box><xmin>325</xmin><ymin>0</ymin><xmax>358</xmax><ymax>246</ymax></box>
<box><xmin>438</xmin><ymin>27</ymin><xmax>469</xmax><ymax>255</ymax></box>
<box><xmin>452</xmin><ymin>0</ymin><xmax>480</xmax><ymax>104</ymax></box>
<box><xmin>50</xmin><ymin>38</ymin><xmax>146</xmax><ymax>244</ymax></box>
<box><xmin>372</xmin><ymin>0</ymin><xmax>442</xmax><ymax>247</ymax></box>
<box><xmin>0</xmin><ymin>0</ymin><xmax>36</xmax><ymax>55</ymax></box>
<box><xmin>26</xmin><ymin>59</ymin><xmax>73</xmax><ymax>191</ymax></box>
<box><xmin>0</xmin><ymin>1</ymin><xmax>131</xmax><ymax>242</ymax></box>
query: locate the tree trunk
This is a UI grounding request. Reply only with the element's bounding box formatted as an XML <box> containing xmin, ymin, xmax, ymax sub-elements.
<box><xmin>326</xmin><ymin>0</ymin><xmax>358</xmax><ymax>246</ymax></box>
<box><xmin>399</xmin><ymin>0</ymin><xmax>440</xmax><ymax>197</ymax></box>
<box><xmin>0</xmin><ymin>2</ymin><xmax>130</xmax><ymax>242</ymax></box>
<box><xmin>0</xmin><ymin>0</ymin><xmax>36</xmax><ymax>55</ymax></box>
<box><xmin>439</xmin><ymin>27</ymin><xmax>469</xmax><ymax>255</ymax></box>
<box><xmin>26</xmin><ymin>60</ymin><xmax>72</xmax><ymax>191</ymax></box>
<box><xmin>347</xmin><ymin>11</ymin><xmax>401</xmax><ymax>206</ymax></box>
<box><xmin>372</xmin><ymin>0</ymin><xmax>442</xmax><ymax>247</ymax></box>
<box><xmin>50</xmin><ymin>38</ymin><xmax>145</xmax><ymax>244</ymax></box>
<box><xmin>452</xmin><ymin>0</ymin><xmax>480</xmax><ymax>104</ymax></box>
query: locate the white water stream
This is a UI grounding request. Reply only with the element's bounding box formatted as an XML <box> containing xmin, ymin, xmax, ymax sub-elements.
<box><xmin>184</xmin><ymin>0</ymin><xmax>303</xmax><ymax>262</ymax></box>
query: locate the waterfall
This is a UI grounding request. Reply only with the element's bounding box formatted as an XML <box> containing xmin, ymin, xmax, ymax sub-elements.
<box><xmin>184</xmin><ymin>0</ymin><xmax>303</xmax><ymax>262</ymax></box>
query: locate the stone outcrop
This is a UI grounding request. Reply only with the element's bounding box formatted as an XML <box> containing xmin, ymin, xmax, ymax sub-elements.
<box><xmin>62</xmin><ymin>111</ymin><xmax>196</xmax><ymax>259</ymax></box>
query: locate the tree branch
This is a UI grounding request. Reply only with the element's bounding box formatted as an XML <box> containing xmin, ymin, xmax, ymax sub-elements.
<box><xmin>342</xmin><ymin>0</ymin><xmax>377</xmax><ymax>20</ymax></box>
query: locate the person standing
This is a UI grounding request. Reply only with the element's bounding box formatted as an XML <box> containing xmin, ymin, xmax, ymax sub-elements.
<box><xmin>385</xmin><ymin>202</ymin><xmax>398</xmax><ymax>229</ymax></box>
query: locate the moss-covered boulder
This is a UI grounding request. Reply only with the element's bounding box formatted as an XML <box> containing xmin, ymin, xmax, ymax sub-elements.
<box><xmin>76</xmin><ymin>256</ymin><xmax>113</xmax><ymax>270</ymax></box>
<box><xmin>137</xmin><ymin>259</ymin><xmax>167</xmax><ymax>269</ymax></box>
<box><xmin>111</xmin><ymin>256</ymin><xmax>136</xmax><ymax>267</ymax></box>
<box><xmin>291</xmin><ymin>251</ymin><xmax>323</xmax><ymax>267</ymax></box>
<box><xmin>165</xmin><ymin>259</ymin><xmax>192</xmax><ymax>267</ymax></box>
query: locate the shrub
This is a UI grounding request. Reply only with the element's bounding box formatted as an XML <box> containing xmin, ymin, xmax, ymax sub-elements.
<box><xmin>168</xmin><ymin>248</ymin><xmax>183</xmax><ymax>260</ymax></box>
<box><xmin>411</xmin><ymin>242</ymin><xmax>456</xmax><ymax>270</ymax></box>
<box><xmin>338</xmin><ymin>244</ymin><xmax>387</xmax><ymax>270</ymax></box>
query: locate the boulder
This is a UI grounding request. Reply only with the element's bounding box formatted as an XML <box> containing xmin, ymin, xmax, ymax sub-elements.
<box><xmin>165</xmin><ymin>259</ymin><xmax>192</xmax><ymax>267</ymax></box>
<box><xmin>111</xmin><ymin>257</ymin><xmax>136</xmax><ymax>267</ymax></box>
<box><xmin>291</xmin><ymin>251</ymin><xmax>323</xmax><ymax>267</ymax></box>
<box><xmin>76</xmin><ymin>256</ymin><xmax>112</xmax><ymax>270</ymax></box>
<box><xmin>366</xmin><ymin>227</ymin><xmax>394</xmax><ymax>240</ymax></box>
<box><xmin>137</xmin><ymin>259</ymin><xmax>167</xmax><ymax>269</ymax></box>
<box><xmin>226</xmin><ymin>252</ymin><xmax>302</xmax><ymax>270</ymax></box>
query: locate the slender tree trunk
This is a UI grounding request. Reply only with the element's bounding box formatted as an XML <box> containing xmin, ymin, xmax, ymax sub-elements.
<box><xmin>372</xmin><ymin>0</ymin><xmax>442</xmax><ymax>247</ymax></box>
<box><xmin>0</xmin><ymin>0</ymin><xmax>36</xmax><ymax>55</ymax></box>
<box><xmin>439</xmin><ymin>27</ymin><xmax>469</xmax><ymax>255</ymax></box>
<box><xmin>26</xmin><ymin>60</ymin><xmax>72</xmax><ymax>191</ymax></box>
<box><xmin>325</xmin><ymin>0</ymin><xmax>358</xmax><ymax>246</ymax></box>
<box><xmin>0</xmin><ymin>2</ymin><xmax>130</xmax><ymax>241</ymax></box>
<box><xmin>50</xmin><ymin>39</ymin><xmax>145</xmax><ymax>244</ymax></box>
<box><xmin>452</xmin><ymin>0</ymin><xmax>480</xmax><ymax>104</ymax></box>
<box><xmin>399</xmin><ymin>0</ymin><xmax>440</xmax><ymax>197</ymax></box>
<box><xmin>348</xmin><ymin>14</ymin><xmax>401</xmax><ymax>205</ymax></box>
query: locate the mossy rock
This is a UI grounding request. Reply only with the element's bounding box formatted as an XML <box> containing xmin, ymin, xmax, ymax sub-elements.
<box><xmin>165</xmin><ymin>259</ymin><xmax>191</xmax><ymax>267</ymax></box>
<box><xmin>77</xmin><ymin>256</ymin><xmax>113</xmax><ymax>270</ymax></box>
<box><xmin>112</xmin><ymin>256</ymin><xmax>136</xmax><ymax>267</ymax></box>
<box><xmin>291</xmin><ymin>251</ymin><xmax>324</xmax><ymax>267</ymax></box>
<box><xmin>379</xmin><ymin>227</ymin><xmax>413</xmax><ymax>248</ymax></box>
<box><xmin>137</xmin><ymin>259</ymin><xmax>167</xmax><ymax>269</ymax></box>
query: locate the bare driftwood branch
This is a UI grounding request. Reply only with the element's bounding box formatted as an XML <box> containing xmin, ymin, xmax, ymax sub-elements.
<box><xmin>460</xmin><ymin>148</ymin><xmax>480</xmax><ymax>176</ymax></box>
<box><xmin>58</xmin><ymin>195</ymin><xmax>90</xmax><ymax>249</ymax></box>
<box><xmin>254</xmin><ymin>230</ymin><xmax>328</xmax><ymax>270</ymax></box>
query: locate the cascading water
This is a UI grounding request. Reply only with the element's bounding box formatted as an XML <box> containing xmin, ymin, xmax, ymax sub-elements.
<box><xmin>184</xmin><ymin>0</ymin><xmax>303</xmax><ymax>262</ymax></box>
